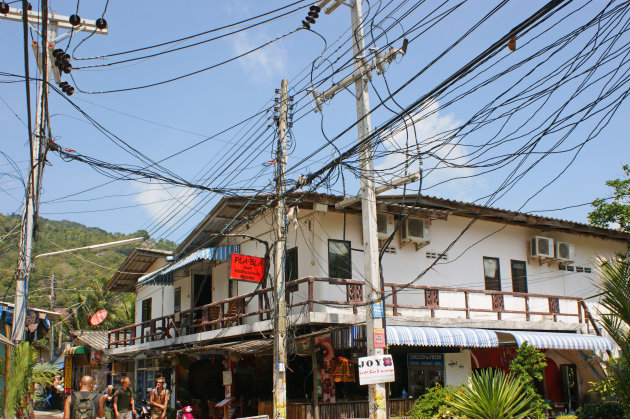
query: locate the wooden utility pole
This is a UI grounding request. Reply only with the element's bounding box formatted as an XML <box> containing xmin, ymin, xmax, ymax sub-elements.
<box><xmin>0</xmin><ymin>3</ymin><xmax>108</xmax><ymax>343</ymax></box>
<box><xmin>273</xmin><ymin>78</ymin><xmax>289</xmax><ymax>419</ymax></box>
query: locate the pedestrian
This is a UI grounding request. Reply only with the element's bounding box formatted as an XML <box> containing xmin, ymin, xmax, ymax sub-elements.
<box><xmin>113</xmin><ymin>377</ymin><xmax>136</xmax><ymax>419</ymax></box>
<box><xmin>103</xmin><ymin>385</ymin><xmax>115</xmax><ymax>419</ymax></box>
<box><xmin>63</xmin><ymin>376</ymin><xmax>105</xmax><ymax>419</ymax></box>
<box><xmin>149</xmin><ymin>377</ymin><xmax>170</xmax><ymax>419</ymax></box>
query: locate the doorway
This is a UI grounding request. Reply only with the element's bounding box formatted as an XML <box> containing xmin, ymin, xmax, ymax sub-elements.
<box><xmin>193</xmin><ymin>274</ymin><xmax>212</xmax><ymax>319</ymax></box>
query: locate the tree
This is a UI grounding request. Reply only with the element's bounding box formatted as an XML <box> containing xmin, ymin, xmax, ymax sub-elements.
<box><xmin>589</xmin><ymin>165</ymin><xmax>630</xmax><ymax>232</ymax></box>
<box><xmin>594</xmin><ymin>255</ymin><xmax>630</xmax><ymax>415</ymax></box>
<box><xmin>508</xmin><ymin>342</ymin><xmax>549</xmax><ymax>419</ymax></box>
<box><xmin>4</xmin><ymin>342</ymin><xmax>58</xmax><ymax>418</ymax></box>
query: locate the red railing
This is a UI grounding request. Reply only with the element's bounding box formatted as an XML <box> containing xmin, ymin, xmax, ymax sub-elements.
<box><xmin>108</xmin><ymin>277</ymin><xmax>600</xmax><ymax>348</ymax></box>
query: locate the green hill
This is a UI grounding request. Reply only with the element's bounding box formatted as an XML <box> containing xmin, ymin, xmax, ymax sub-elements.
<box><xmin>0</xmin><ymin>213</ymin><xmax>176</xmax><ymax>330</ymax></box>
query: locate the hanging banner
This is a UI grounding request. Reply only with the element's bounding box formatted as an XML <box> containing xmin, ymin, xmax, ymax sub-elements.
<box><xmin>229</xmin><ymin>254</ymin><xmax>265</xmax><ymax>283</ymax></box>
<box><xmin>64</xmin><ymin>356</ymin><xmax>73</xmax><ymax>394</ymax></box>
<box><xmin>358</xmin><ymin>354</ymin><xmax>395</xmax><ymax>385</ymax></box>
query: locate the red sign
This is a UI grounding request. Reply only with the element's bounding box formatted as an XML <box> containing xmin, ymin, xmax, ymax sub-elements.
<box><xmin>229</xmin><ymin>254</ymin><xmax>265</xmax><ymax>283</ymax></box>
<box><xmin>374</xmin><ymin>328</ymin><xmax>386</xmax><ymax>348</ymax></box>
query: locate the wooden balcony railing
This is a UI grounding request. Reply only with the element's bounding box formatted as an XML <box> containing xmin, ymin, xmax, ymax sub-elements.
<box><xmin>108</xmin><ymin>277</ymin><xmax>600</xmax><ymax>349</ymax></box>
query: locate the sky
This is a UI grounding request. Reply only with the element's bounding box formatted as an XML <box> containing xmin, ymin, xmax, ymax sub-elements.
<box><xmin>1</xmin><ymin>0</ymin><xmax>629</xmax><ymax>244</ymax></box>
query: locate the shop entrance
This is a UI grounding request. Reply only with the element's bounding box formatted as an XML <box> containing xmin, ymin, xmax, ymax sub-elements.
<box><xmin>407</xmin><ymin>354</ymin><xmax>444</xmax><ymax>398</ymax></box>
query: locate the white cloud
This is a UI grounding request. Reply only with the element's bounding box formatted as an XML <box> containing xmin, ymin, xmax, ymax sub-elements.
<box><xmin>132</xmin><ymin>182</ymin><xmax>196</xmax><ymax>224</ymax></box>
<box><xmin>230</xmin><ymin>30</ymin><xmax>288</xmax><ymax>82</ymax></box>
<box><xmin>376</xmin><ymin>99</ymin><xmax>482</xmax><ymax>200</ymax></box>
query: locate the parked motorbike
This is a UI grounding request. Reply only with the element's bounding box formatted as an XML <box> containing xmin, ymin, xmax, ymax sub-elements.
<box><xmin>138</xmin><ymin>397</ymin><xmax>152</xmax><ymax>419</ymax></box>
<box><xmin>176</xmin><ymin>401</ymin><xmax>195</xmax><ymax>419</ymax></box>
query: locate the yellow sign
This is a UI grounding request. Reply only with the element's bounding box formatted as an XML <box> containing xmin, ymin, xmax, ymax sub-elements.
<box><xmin>64</xmin><ymin>356</ymin><xmax>73</xmax><ymax>394</ymax></box>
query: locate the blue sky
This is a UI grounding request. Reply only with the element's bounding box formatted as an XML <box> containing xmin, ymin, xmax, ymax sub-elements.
<box><xmin>1</xmin><ymin>0</ymin><xmax>629</xmax><ymax>243</ymax></box>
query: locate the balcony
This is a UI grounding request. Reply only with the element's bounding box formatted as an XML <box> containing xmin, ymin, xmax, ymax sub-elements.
<box><xmin>108</xmin><ymin>277</ymin><xmax>601</xmax><ymax>349</ymax></box>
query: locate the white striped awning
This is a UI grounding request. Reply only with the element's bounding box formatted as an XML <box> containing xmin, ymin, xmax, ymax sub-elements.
<box><xmin>138</xmin><ymin>245</ymin><xmax>239</xmax><ymax>286</ymax></box>
<box><xmin>332</xmin><ymin>325</ymin><xmax>499</xmax><ymax>349</ymax></box>
<box><xmin>387</xmin><ymin>326</ymin><xmax>499</xmax><ymax>348</ymax></box>
<box><xmin>500</xmin><ymin>330</ymin><xmax>615</xmax><ymax>352</ymax></box>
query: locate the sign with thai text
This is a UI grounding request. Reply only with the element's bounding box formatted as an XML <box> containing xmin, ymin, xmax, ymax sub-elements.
<box><xmin>229</xmin><ymin>254</ymin><xmax>265</xmax><ymax>283</ymax></box>
<box><xmin>358</xmin><ymin>354</ymin><xmax>395</xmax><ymax>385</ymax></box>
<box><xmin>408</xmin><ymin>353</ymin><xmax>444</xmax><ymax>367</ymax></box>
<box><xmin>372</xmin><ymin>299</ymin><xmax>384</xmax><ymax>318</ymax></box>
<box><xmin>64</xmin><ymin>356</ymin><xmax>73</xmax><ymax>394</ymax></box>
<box><xmin>374</xmin><ymin>328</ymin><xmax>386</xmax><ymax>348</ymax></box>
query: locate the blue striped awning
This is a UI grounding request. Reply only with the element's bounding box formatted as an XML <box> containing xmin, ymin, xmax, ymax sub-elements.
<box><xmin>387</xmin><ymin>326</ymin><xmax>499</xmax><ymax>348</ymax></box>
<box><xmin>332</xmin><ymin>325</ymin><xmax>498</xmax><ymax>349</ymax></box>
<box><xmin>500</xmin><ymin>331</ymin><xmax>615</xmax><ymax>352</ymax></box>
<box><xmin>138</xmin><ymin>245</ymin><xmax>240</xmax><ymax>286</ymax></box>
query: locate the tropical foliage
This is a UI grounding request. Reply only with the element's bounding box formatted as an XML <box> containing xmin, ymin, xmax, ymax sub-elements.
<box><xmin>407</xmin><ymin>384</ymin><xmax>459</xmax><ymax>418</ymax></box>
<box><xmin>447</xmin><ymin>369</ymin><xmax>534</xmax><ymax>419</ymax></box>
<box><xmin>593</xmin><ymin>255</ymin><xmax>630</xmax><ymax>415</ymax></box>
<box><xmin>508</xmin><ymin>342</ymin><xmax>549</xmax><ymax>419</ymax></box>
<box><xmin>0</xmin><ymin>213</ymin><xmax>174</xmax><ymax>331</ymax></box>
<box><xmin>589</xmin><ymin>164</ymin><xmax>630</xmax><ymax>232</ymax></box>
<box><xmin>576</xmin><ymin>401</ymin><xmax>626</xmax><ymax>419</ymax></box>
<box><xmin>3</xmin><ymin>342</ymin><xmax>58</xmax><ymax>418</ymax></box>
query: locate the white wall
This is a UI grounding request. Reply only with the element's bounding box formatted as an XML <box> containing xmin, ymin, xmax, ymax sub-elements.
<box><xmin>134</xmin><ymin>207</ymin><xmax>627</xmax><ymax>327</ymax></box>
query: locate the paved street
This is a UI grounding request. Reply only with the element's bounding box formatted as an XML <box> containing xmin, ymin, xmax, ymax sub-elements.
<box><xmin>34</xmin><ymin>410</ymin><xmax>63</xmax><ymax>419</ymax></box>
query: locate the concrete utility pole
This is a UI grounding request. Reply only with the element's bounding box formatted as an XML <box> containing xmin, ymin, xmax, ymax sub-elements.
<box><xmin>310</xmin><ymin>1</ymin><xmax>407</xmax><ymax>417</ymax></box>
<box><xmin>1</xmin><ymin>4</ymin><xmax>108</xmax><ymax>343</ymax></box>
<box><xmin>50</xmin><ymin>273</ymin><xmax>55</xmax><ymax>356</ymax></box>
<box><xmin>273</xmin><ymin>78</ymin><xmax>289</xmax><ymax>419</ymax></box>
<box><xmin>349</xmin><ymin>2</ymin><xmax>387</xmax><ymax>417</ymax></box>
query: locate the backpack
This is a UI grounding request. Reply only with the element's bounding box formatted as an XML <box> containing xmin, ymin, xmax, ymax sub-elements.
<box><xmin>71</xmin><ymin>392</ymin><xmax>98</xmax><ymax>419</ymax></box>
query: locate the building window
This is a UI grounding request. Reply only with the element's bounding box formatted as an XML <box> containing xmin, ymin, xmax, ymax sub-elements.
<box><xmin>329</xmin><ymin>240</ymin><xmax>351</xmax><ymax>279</ymax></box>
<box><xmin>141</xmin><ymin>298</ymin><xmax>152</xmax><ymax>322</ymax></box>
<box><xmin>174</xmin><ymin>288</ymin><xmax>181</xmax><ymax>313</ymax></box>
<box><xmin>483</xmin><ymin>257</ymin><xmax>501</xmax><ymax>291</ymax></box>
<box><xmin>511</xmin><ymin>260</ymin><xmax>528</xmax><ymax>293</ymax></box>
<box><xmin>285</xmin><ymin>247</ymin><xmax>298</xmax><ymax>293</ymax></box>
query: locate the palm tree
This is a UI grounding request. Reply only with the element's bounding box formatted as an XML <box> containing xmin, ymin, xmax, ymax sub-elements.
<box><xmin>4</xmin><ymin>342</ymin><xmax>58</xmax><ymax>418</ymax></box>
<box><xmin>448</xmin><ymin>369</ymin><xmax>534</xmax><ymax>419</ymax></box>
<box><xmin>595</xmin><ymin>255</ymin><xmax>630</xmax><ymax>414</ymax></box>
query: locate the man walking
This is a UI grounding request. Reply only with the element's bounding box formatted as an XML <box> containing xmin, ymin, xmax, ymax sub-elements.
<box><xmin>63</xmin><ymin>376</ymin><xmax>105</xmax><ymax>419</ymax></box>
<box><xmin>113</xmin><ymin>377</ymin><xmax>136</xmax><ymax>419</ymax></box>
<box><xmin>149</xmin><ymin>377</ymin><xmax>170</xmax><ymax>419</ymax></box>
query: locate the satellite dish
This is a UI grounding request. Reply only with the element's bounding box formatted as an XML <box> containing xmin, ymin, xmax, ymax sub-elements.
<box><xmin>90</xmin><ymin>309</ymin><xmax>108</xmax><ymax>326</ymax></box>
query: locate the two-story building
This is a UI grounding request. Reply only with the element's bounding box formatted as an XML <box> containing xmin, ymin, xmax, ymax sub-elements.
<box><xmin>106</xmin><ymin>194</ymin><xmax>627</xmax><ymax>418</ymax></box>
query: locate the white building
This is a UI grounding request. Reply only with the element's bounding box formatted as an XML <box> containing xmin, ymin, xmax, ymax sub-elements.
<box><xmin>106</xmin><ymin>194</ymin><xmax>628</xmax><ymax>416</ymax></box>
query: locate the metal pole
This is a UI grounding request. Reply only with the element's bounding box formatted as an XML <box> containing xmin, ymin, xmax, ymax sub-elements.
<box><xmin>349</xmin><ymin>1</ymin><xmax>387</xmax><ymax>418</ymax></box>
<box><xmin>273</xmin><ymin>78</ymin><xmax>289</xmax><ymax>419</ymax></box>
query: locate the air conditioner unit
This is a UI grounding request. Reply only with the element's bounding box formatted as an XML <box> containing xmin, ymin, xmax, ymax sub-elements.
<box><xmin>555</xmin><ymin>241</ymin><xmax>575</xmax><ymax>263</ymax></box>
<box><xmin>377</xmin><ymin>213</ymin><xmax>395</xmax><ymax>240</ymax></box>
<box><xmin>401</xmin><ymin>218</ymin><xmax>430</xmax><ymax>245</ymax></box>
<box><xmin>530</xmin><ymin>236</ymin><xmax>554</xmax><ymax>259</ymax></box>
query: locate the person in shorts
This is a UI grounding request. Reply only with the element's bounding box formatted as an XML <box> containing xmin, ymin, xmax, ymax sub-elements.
<box><xmin>149</xmin><ymin>377</ymin><xmax>170</xmax><ymax>419</ymax></box>
<box><xmin>113</xmin><ymin>377</ymin><xmax>136</xmax><ymax>419</ymax></box>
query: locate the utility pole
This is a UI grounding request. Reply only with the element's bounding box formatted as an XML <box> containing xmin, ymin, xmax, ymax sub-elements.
<box><xmin>50</xmin><ymin>273</ymin><xmax>55</xmax><ymax>357</ymax></box>
<box><xmin>350</xmin><ymin>1</ymin><xmax>387</xmax><ymax>417</ymax></box>
<box><xmin>273</xmin><ymin>78</ymin><xmax>289</xmax><ymax>419</ymax></box>
<box><xmin>309</xmin><ymin>1</ymin><xmax>407</xmax><ymax>417</ymax></box>
<box><xmin>0</xmin><ymin>4</ymin><xmax>107</xmax><ymax>342</ymax></box>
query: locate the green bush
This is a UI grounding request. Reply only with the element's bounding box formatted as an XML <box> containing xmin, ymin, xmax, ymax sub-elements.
<box><xmin>408</xmin><ymin>384</ymin><xmax>459</xmax><ymax>418</ymax></box>
<box><xmin>554</xmin><ymin>415</ymin><xmax>577</xmax><ymax>419</ymax></box>
<box><xmin>576</xmin><ymin>401</ymin><xmax>626</xmax><ymax>419</ymax></box>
